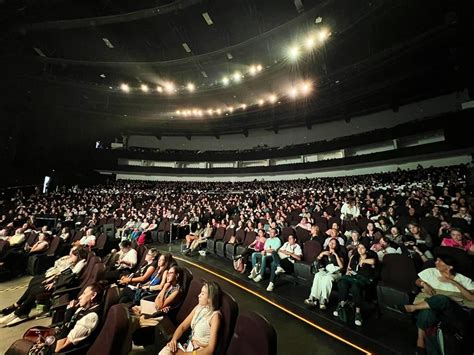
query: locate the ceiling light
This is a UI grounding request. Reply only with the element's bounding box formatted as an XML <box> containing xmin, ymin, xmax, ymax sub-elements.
<box><xmin>300</xmin><ymin>81</ymin><xmax>312</xmax><ymax>95</ymax></box>
<box><xmin>228</xmin><ymin>106</ymin><xmax>234</xmax><ymax>113</ymax></box>
<box><xmin>241</xmin><ymin>104</ymin><xmax>247</xmax><ymax>110</ymax></box>
<box><xmin>256</xmin><ymin>64</ymin><xmax>263</xmax><ymax>72</ymax></box>
<box><xmin>233</xmin><ymin>71</ymin><xmax>242</xmax><ymax>82</ymax></box>
<box><xmin>102</xmin><ymin>38</ymin><xmax>114</xmax><ymax>49</ymax></box>
<box><xmin>216</xmin><ymin>108</ymin><xmax>222</xmax><ymax>115</ymax></box>
<box><xmin>187</xmin><ymin>83</ymin><xmax>196</xmax><ymax>92</ymax></box>
<box><xmin>33</xmin><ymin>47</ymin><xmax>46</xmax><ymax>57</ymax></box>
<box><xmin>99</xmin><ymin>74</ymin><xmax>106</xmax><ymax>78</ymax></box>
<box><xmin>156</xmin><ymin>86</ymin><xmax>163</xmax><ymax>93</ymax></box>
<box><xmin>222</xmin><ymin>77</ymin><xmax>230</xmax><ymax>86</ymax></box>
<box><xmin>319</xmin><ymin>29</ymin><xmax>329</xmax><ymax>42</ymax></box>
<box><xmin>176</xmin><ymin>110</ymin><xmax>181</xmax><ymax>115</ymax></box>
<box><xmin>207</xmin><ymin>109</ymin><xmax>214</xmax><ymax>115</ymax></box>
<box><xmin>140</xmin><ymin>84</ymin><xmax>149</xmax><ymax>92</ymax></box>
<box><xmin>258</xmin><ymin>99</ymin><xmax>265</xmax><ymax>106</ymax></box>
<box><xmin>227</xmin><ymin>52</ymin><xmax>233</xmax><ymax>60</ymax></box>
<box><xmin>249</xmin><ymin>65</ymin><xmax>257</xmax><ymax>76</ymax></box>
<box><xmin>288</xmin><ymin>46</ymin><xmax>300</xmax><ymax>61</ymax></box>
<box><xmin>164</xmin><ymin>82</ymin><xmax>175</xmax><ymax>93</ymax></box>
<box><xmin>288</xmin><ymin>87</ymin><xmax>298</xmax><ymax>99</ymax></box>
<box><xmin>202</xmin><ymin>12</ymin><xmax>214</xmax><ymax>25</ymax></box>
<box><xmin>305</xmin><ymin>36</ymin><xmax>315</xmax><ymax>50</ymax></box>
<box><xmin>269</xmin><ymin>94</ymin><xmax>277</xmax><ymax>103</ymax></box>
<box><xmin>120</xmin><ymin>83</ymin><xmax>130</xmax><ymax>93</ymax></box>
<box><xmin>182</xmin><ymin>43</ymin><xmax>192</xmax><ymax>53</ymax></box>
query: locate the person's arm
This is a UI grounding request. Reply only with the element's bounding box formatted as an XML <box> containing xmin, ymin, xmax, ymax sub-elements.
<box><xmin>333</xmin><ymin>252</ymin><xmax>344</xmax><ymax>269</ymax></box>
<box><xmin>157</xmin><ymin>288</ymin><xmax>180</xmax><ymax>311</ymax></box>
<box><xmin>129</xmin><ymin>265</ymin><xmax>156</xmax><ymax>284</ymax></box>
<box><xmin>439</xmin><ymin>276</ymin><xmax>474</xmax><ymax>302</ymax></box>
<box><xmin>55</xmin><ymin>338</ymin><xmax>73</xmax><ymax>352</ymax></box>
<box><xmin>415</xmin><ymin>278</ymin><xmax>435</xmax><ymax>296</ymax></box>
<box><xmin>30</xmin><ymin>241</ymin><xmax>48</xmax><ymax>253</ymax></box>
<box><xmin>166</xmin><ymin>307</ymin><xmax>196</xmax><ymax>352</ymax></box>
<box><xmin>56</xmin><ymin>312</ymin><xmax>99</xmax><ymax>352</ymax></box>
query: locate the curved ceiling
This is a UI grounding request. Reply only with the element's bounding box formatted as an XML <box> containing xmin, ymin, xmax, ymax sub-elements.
<box><xmin>0</xmin><ymin>0</ymin><xmax>467</xmax><ymax>137</ymax></box>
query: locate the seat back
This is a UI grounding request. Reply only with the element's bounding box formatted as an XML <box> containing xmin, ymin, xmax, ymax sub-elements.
<box><xmin>223</xmin><ymin>228</ymin><xmax>235</xmax><ymax>243</ymax></box>
<box><xmin>102</xmin><ymin>285</ymin><xmax>120</xmax><ymax>321</ymax></box>
<box><xmin>280</xmin><ymin>227</ymin><xmax>295</xmax><ymax>243</ymax></box>
<box><xmin>242</xmin><ymin>231</ymin><xmax>256</xmax><ymax>247</ymax></box>
<box><xmin>71</xmin><ymin>230</ymin><xmax>84</xmax><ymax>243</ymax></box>
<box><xmin>434</xmin><ymin>246</ymin><xmax>473</xmax><ymax>278</ymax></box>
<box><xmin>226</xmin><ymin>311</ymin><xmax>277</xmax><ymax>355</ymax></box>
<box><xmin>174</xmin><ymin>279</ymin><xmax>201</xmax><ymax>325</ymax></box>
<box><xmin>302</xmin><ymin>240</ymin><xmax>322</xmax><ymax>263</ymax></box>
<box><xmin>215</xmin><ymin>291</ymin><xmax>238</xmax><ymax>355</ymax></box>
<box><xmin>379</xmin><ymin>254</ymin><xmax>418</xmax><ymax>293</ymax></box>
<box><xmin>78</xmin><ymin>256</ymin><xmax>101</xmax><ymax>287</ymax></box>
<box><xmin>87</xmin><ymin>304</ymin><xmax>130</xmax><ymax>355</ymax></box>
<box><xmin>25</xmin><ymin>232</ymin><xmax>38</xmax><ymax>246</ymax></box>
<box><xmin>295</xmin><ymin>227</ymin><xmax>310</xmax><ymax>244</ymax></box>
<box><xmin>46</xmin><ymin>237</ymin><xmax>63</xmax><ymax>257</ymax></box>
<box><xmin>235</xmin><ymin>229</ymin><xmax>245</xmax><ymax>244</ymax></box>
<box><xmin>94</xmin><ymin>233</ymin><xmax>107</xmax><ymax>250</ymax></box>
<box><xmin>214</xmin><ymin>227</ymin><xmax>226</xmax><ymax>241</ymax></box>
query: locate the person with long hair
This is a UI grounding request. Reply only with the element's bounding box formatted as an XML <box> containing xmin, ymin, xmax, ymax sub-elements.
<box><xmin>159</xmin><ymin>281</ymin><xmax>222</xmax><ymax>355</ymax></box>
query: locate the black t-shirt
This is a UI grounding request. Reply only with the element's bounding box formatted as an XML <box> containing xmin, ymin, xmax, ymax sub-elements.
<box><xmin>349</xmin><ymin>250</ymin><xmax>378</xmax><ymax>280</ymax></box>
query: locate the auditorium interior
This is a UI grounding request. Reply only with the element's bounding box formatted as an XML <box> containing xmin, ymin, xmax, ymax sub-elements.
<box><xmin>1</xmin><ymin>1</ymin><xmax>474</xmax><ymax>355</ymax></box>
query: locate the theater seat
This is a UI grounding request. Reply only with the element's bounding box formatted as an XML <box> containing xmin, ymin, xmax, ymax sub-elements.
<box><xmin>207</xmin><ymin>227</ymin><xmax>225</xmax><ymax>254</ymax></box>
<box><xmin>27</xmin><ymin>237</ymin><xmax>63</xmax><ymax>275</ymax></box>
<box><xmin>214</xmin><ymin>291</ymin><xmax>238</xmax><ymax>355</ymax></box>
<box><xmin>225</xmin><ymin>228</ymin><xmax>245</xmax><ymax>260</ymax></box>
<box><xmin>376</xmin><ymin>254</ymin><xmax>418</xmax><ymax>315</ymax></box>
<box><xmin>226</xmin><ymin>311</ymin><xmax>277</xmax><ymax>355</ymax></box>
<box><xmin>294</xmin><ymin>240</ymin><xmax>322</xmax><ymax>285</ymax></box>
<box><xmin>216</xmin><ymin>228</ymin><xmax>234</xmax><ymax>258</ymax></box>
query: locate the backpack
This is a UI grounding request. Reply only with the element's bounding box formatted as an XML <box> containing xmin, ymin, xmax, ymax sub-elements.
<box><xmin>233</xmin><ymin>258</ymin><xmax>247</xmax><ymax>274</ymax></box>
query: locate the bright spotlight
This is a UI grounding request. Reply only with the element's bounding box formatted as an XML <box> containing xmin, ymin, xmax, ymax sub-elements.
<box><xmin>288</xmin><ymin>87</ymin><xmax>298</xmax><ymax>99</ymax></box>
<box><xmin>216</xmin><ymin>108</ymin><xmax>222</xmax><ymax>114</ymax></box>
<box><xmin>319</xmin><ymin>29</ymin><xmax>329</xmax><ymax>42</ymax></box>
<box><xmin>228</xmin><ymin>106</ymin><xmax>234</xmax><ymax>113</ymax></box>
<box><xmin>269</xmin><ymin>94</ymin><xmax>277</xmax><ymax>103</ymax></box>
<box><xmin>241</xmin><ymin>104</ymin><xmax>247</xmax><ymax>110</ymax></box>
<box><xmin>176</xmin><ymin>110</ymin><xmax>181</xmax><ymax>115</ymax></box>
<box><xmin>288</xmin><ymin>46</ymin><xmax>300</xmax><ymax>61</ymax></box>
<box><xmin>249</xmin><ymin>65</ymin><xmax>257</xmax><ymax>76</ymax></box>
<box><xmin>140</xmin><ymin>84</ymin><xmax>149</xmax><ymax>92</ymax></box>
<box><xmin>258</xmin><ymin>99</ymin><xmax>265</xmax><ymax>106</ymax></box>
<box><xmin>305</xmin><ymin>36</ymin><xmax>316</xmax><ymax>50</ymax></box>
<box><xmin>233</xmin><ymin>71</ymin><xmax>242</xmax><ymax>82</ymax></box>
<box><xmin>164</xmin><ymin>82</ymin><xmax>175</xmax><ymax>93</ymax></box>
<box><xmin>187</xmin><ymin>83</ymin><xmax>195</xmax><ymax>92</ymax></box>
<box><xmin>222</xmin><ymin>76</ymin><xmax>230</xmax><ymax>86</ymax></box>
<box><xmin>256</xmin><ymin>64</ymin><xmax>263</xmax><ymax>72</ymax></box>
<box><xmin>156</xmin><ymin>86</ymin><xmax>163</xmax><ymax>93</ymax></box>
<box><xmin>120</xmin><ymin>83</ymin><xmax>130</xmax><ymax>93</ymax></box>
<box><xmin>301</xmin><ymin>81</ymin><xmax>312</xmax><ymax>95</ymax></box>
<box><xmin>207</xmin><ymin>109</ymin><xmax>214</xmax><ymax>115</ymax></box>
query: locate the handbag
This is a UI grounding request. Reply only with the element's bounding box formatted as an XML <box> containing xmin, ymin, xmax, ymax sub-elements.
<box><xmin>233</xmin><ymin>258</ymin><xmax>246</xmax><ymax>274</ymax></box>
<box><xmin>23</xmin><ymin>327</ymin><xmax>56</xmax><ymax>343</ymax></box>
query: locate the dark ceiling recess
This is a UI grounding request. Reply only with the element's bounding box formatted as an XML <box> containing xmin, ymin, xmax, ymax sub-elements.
<box><xmin>0</xmin><ymin>0</ymin><xmax>468</xmax><ymax>138</ymax></box>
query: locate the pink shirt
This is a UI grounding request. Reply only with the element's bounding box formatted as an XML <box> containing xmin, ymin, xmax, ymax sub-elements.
<box><xmin>441</xmin><ymin>238</ymin><xmax>473</xmax><ymax>252</ymax></box>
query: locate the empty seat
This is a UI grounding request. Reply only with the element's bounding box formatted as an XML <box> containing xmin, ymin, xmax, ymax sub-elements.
<box><xmin>225</xmin><ymin>229</ymin><xmax>245</xmax><ymax>260</ymax></box>
<box><xmin>294</xmin><ymin>240</ymin><xmax>322</xmax><ymax>284</ymax></box>
<box><xmin>216</xmin><ymin>228</ymin><xmax>235</xmax><ymax>258</ymax></box>
<box><xmin>235</xmin><ymin>231</ymin><xmax>256</xmax><ymax>257</ymax></box>
<box><xmin>207</xmin><ymin>227</ymin><xmax>225</xmax><ymax>254</ymax></box>
<box><xmin>226</xmin><ymin>311</ymin><xmax>277</xmax><ymax>355</ymax></box>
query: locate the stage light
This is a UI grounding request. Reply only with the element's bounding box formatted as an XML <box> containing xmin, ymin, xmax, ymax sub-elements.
<box><xmin>207</xmin><ymin>109</ymin><xmax>214</xmax><ymax>115</ymax></box>
<box><xmin>269</xmin><ymin>94</ymin><xmax>277</xmax><ymax>103</ymax></box>
<box><xmin>233</xmin><ymin>71</ymin><xmax>242</xmax><ymax>82</ymax></box>
<box><xmin>164</xmin><ymin>82</ymin><xmax>175</xmax><ymax>93</ymax></box>
<box><xmin>228</xmin><ymin>106</ymin><xmax>234</xmax><ymax>113</ymax></box>
<box><xmin>156</xmin><ymin>86</ymin><xmax>163</xmax><ymax>93</ymax></box>
<box><xmin>256</xmin><ymin>64</ymin><xmax>263</xmax><ymax>72</ymax></box>
<box><xmin>216</xmin><ymin>108</ymin><xmax>222</xmax><ymax>115</ymax></box>
<box><xmin>176</xmin><ymin>110</ymin><xmax>181</xmax><ymax>115</ymax></box>
<box><xmin>187</xmin><ymin>83</ymin><xmax>195</xmax><ymax>92</ymax></box>
<box><xmin>301</xmin><ymin>81</ymin><xmax>312</xmax><ymax>95</ymax></box>
<box><xmin>140</xmin><ymin>84</ymin><xmax>149</xmax><ymax>92</ymax></box>
<box><xmin>222</xmin><ymin>76</ymin><xmax>230</xmax><ymax>86</ymax></box>
<box><xmin>120</xmin><ymin>83</ymin><xmax>130</xmax><ymax>92</ymax></box>
<box><xmin>241</xmin><ymin>104</ymin><xmax>247</xmax><ymax>110</ymax></box>
<box><xmin>197</xmin><ymin>110</ymin><xmax>203</xmax><ymax>117</ymax></box>
<box><xmin>258</xmin><ymin>99</ymin><xmax>265</xmax><ymax>106</ymax></box>
<box><xmin>288</xmin><ymin>46</ymin><xmax>300</xmax><ymax>61</ymax></box>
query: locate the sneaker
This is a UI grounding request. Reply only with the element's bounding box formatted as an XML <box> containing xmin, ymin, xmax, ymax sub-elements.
<box><xmin>0</xmin><ymin>313</ymin><xmax>17</xmax><ymax>325</ymax></box>
<box><xmin>275</xmin><ymin>266</ymin><xmax>285</xmax><ymax>275</ymax></box>
<box><xmin>333</xmin><ymin>302</ymin><xmax>344</xmax><ymax>317</ymax></box>
<box><xmin>253</xmin><ymin>274</ymin><xmax>263</xmax><ymax>283</ymax></box>
<box><xmin>304</xmin><ymin>297</ymin><xmax>317</xmax><ymax>306</ymax></box>
<box><xmin>354</xmin><ymin>312</ymin><xmax>363</xmax><ymax>326</ymax></box>
<box><xmin>6</xmin><ymin>315</ymin><xmax>28</xmax><ymax>327</ymax></box>
<box><xmin>266</xmin><ymin>282</ymin><xmax>274</xmax><ymax>292</ymax></box>
<box><xmin>248</xmin><ymin>267</ymin><xmax>258</xmax><ymax>279</ymax></box>
<box><xmin>319</xmin><ymin>300</ymin><xmax>327</xmax><ymax>310</ymax></box>
<box><xmin>0</xmin><ymin>305</ymin><xmax>17</xmax><ymax>316</ymax></box>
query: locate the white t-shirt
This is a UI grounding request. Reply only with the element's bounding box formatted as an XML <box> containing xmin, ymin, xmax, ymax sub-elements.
<box><xmin>79</xmin><ymin>235</ymin><xmax>96</xmax><ymax>246</ymax></box>
<box><xmin>418</xmin><ymin>268</ymin><xmax>474</xmax><ymax>292</ymax></box>
<box><xmin>277</xmin><ymin>242</ymin><xmax>303</xmax><ymax>263</ymax></box>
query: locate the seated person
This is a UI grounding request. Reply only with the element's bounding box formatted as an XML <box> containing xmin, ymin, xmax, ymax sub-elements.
<box><xmin>387</xmin><ymin>226</ymin><xmax>404</xmax><ymax>246</ymax></box>
<box><xmin>0</xmin><ymin>225</ymin><xmax>27</xmax><ymax>247</ymax></box>
<box><xmin>323</xmin><ymin>228</ymin><xmax>346</xmax><ymax>248</ymax></box>
<box><xmin>333</xmin><ymin>242</ymin><xmax>378</xmax><ymax>326</ymax></box>
<box><xmin>249</xmin><ymin>228</ymin><xmax>281</xmax><ymax>283</ymax></box>
<box><xmin>124</xmin><ymin>253</ymin><xmax>172</xmax><ymax>305</ymax></box>
<box><xmin>104</xmin><ymin>240</ymin><xmax>138</xmax><ymax>281</ymax></box>
<box><xmin>309</xmin><ymin>225</ymin><xmax>325</xmax><ymax>244</ymax></box>
<box><xmin>6</xmin><ymin>283</ymin><xmax>104</xmax><ymax>355</ymax></box>
<box><xmin>183</xmin><ymin>223</ymin><xmax>204</xmax><ymax>251</ymax></box>
<box><xmin>305</xmin><ymin>239</ymin><xmax>345</xmax><ymax>310</ymax></box>
<box><xmin>73</xmin><ymin>228</ymin><xmax>96</xmax><ymax>248</ymax></box>
<box><xmin>0</xmin><ymin>247</ymin><xmax>88</xmax><ymax>326</ymax></box>
<box><xmin>403</xmin><ymin>223</ymin><xmax>434</xmax><ymax>265</ymax></box>
<box><xmin>441</xmin><ymin>228</ymin><xmax>474</xmax><ymax>255</ymax></box>
<box><xmin>58</xmin><ymin>227</ymin><xmax>71</xmax><ymax>241</ymax></box>
<box><xmin>159</xmin><ymin>281</ymin><xmax>221</xmax><ymax>355</ymax></box>
<box><xmin>188</xmin><ymin>222</ymin><xmax>214</xmax><ymax>253</ymax></box>
<box><xmin>117</xmin><ymin>248</ymin><xmax>158</xmax><ymax>303</ymax></box>
<box><xmin>234</xmin><ymin>228</ymin><xmax>266</xmax><ymax>261</ymax></box>
<box><xmin>131</xmin><ymin>266</ymin><xmax>183</xmax><ymax>346</ymax></box>
<box><xmin>345</xmin><ymin>230</ymin><xmax>369</xmax><ymax>257</ymax></box>
<box><xmin>398</xmin><ymin>256</ymin><xmax>474</xmax><ymax>354</ymax></box>
<box><xmin>370</xmin><ymin>235</ymin><xmax>401</xmax><ymax>262</ymax></box>
<box><xmin>296</xmin><ymin>217</ymin><xmax>312</xmax><ymax>231</ymax></box>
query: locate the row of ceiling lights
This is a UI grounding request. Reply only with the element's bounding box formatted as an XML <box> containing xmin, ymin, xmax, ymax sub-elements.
<box><xmin>117</xmin><ymin>28</ymin><xmax>330</xmax><ymax>95</ymax></box>
<box><xmin>174</xmin><ymin>80</ymin><xmax>313</xmax><ymax>118</ymax></box>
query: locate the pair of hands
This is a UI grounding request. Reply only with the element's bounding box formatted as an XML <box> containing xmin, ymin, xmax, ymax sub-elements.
<box><xmin>166</xmin><ymin>339</ymin><xmax>204</xmax><ymax>353</ymax></box>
